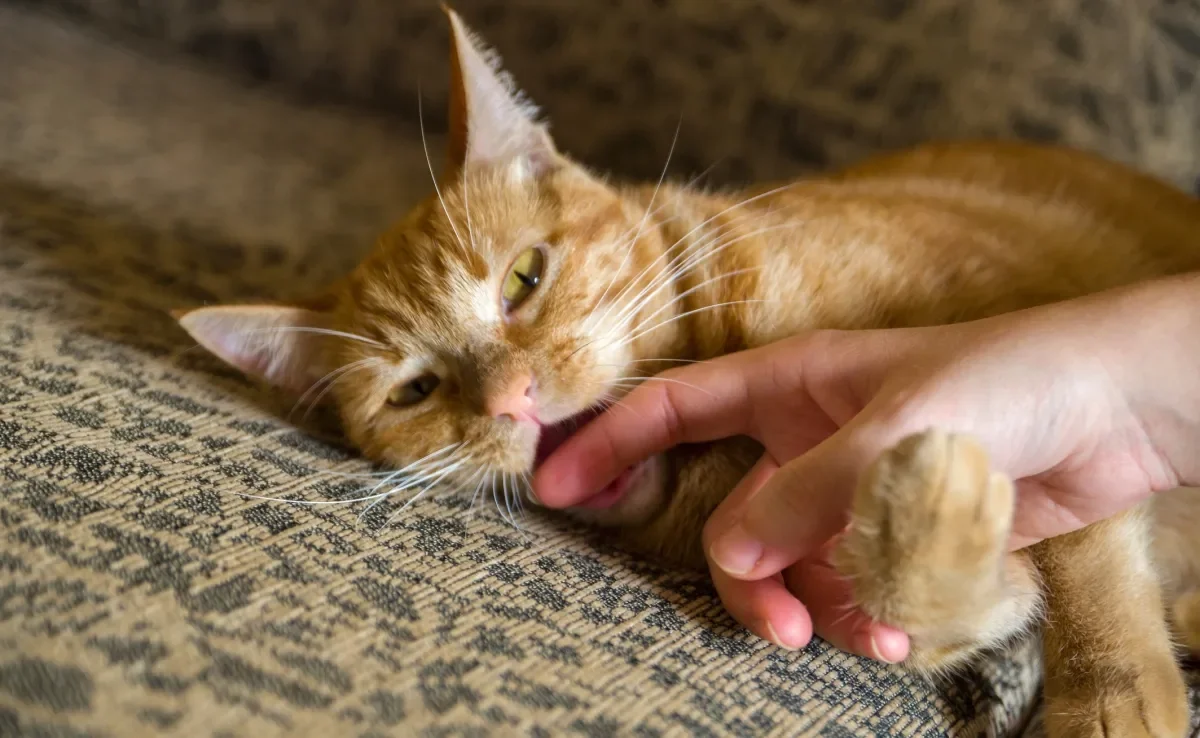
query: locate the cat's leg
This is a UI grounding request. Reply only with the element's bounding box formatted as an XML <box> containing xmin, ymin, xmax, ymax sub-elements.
<box><xmin>1033</xmin><ymin>512</ymin><xmax>1189</xmax><ymax>738</ymax></box>
<box><xmin>1170</xmin><ymin>590</ymin><xmax>1200</xmax><ymax>656</ymax></box>
<box><xmin>830</xmin><ymin>430</ymin><xmax>1041</xmax><ymax>673</ymax></box>
<box><xmin>1151</xmin><ymin>486</ymin><xmax>1200</xmax><ymax>655</ymax></box>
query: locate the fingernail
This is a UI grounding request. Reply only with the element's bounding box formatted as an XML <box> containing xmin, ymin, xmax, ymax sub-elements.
<box><xmin>764</xmin><ymin>622</ymin><xmax>799</xmax><ymax>652</ymax></box>
<box><xmin>708</xmin><ymin>524</ymin><xmax>763</xmax><ymax>576</ymax></box>
<box><xmin>869</xmin><ymin>633</ymin><xmax>903</xmax><ymax>664</ymax></box>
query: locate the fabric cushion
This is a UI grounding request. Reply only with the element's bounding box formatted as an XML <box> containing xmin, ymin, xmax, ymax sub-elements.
<box><xmin>2</xmin><ymin>2</ymin><xmax>1199</xmax><ymax>736</ymax></box>
<box><xmin>13</xmin><ymin>0</ymin><xmax>1200</xmax><ymax>190</ymax></box>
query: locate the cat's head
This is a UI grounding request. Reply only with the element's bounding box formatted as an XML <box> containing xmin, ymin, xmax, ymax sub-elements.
<box><xmin>174</xmin><ymin>8</ymin><xmax>676</xmax><ymax>516</ymax></box>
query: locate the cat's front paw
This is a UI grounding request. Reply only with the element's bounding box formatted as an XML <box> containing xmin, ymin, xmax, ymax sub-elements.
<box><xmin>1043</xmin><ymin>656</ymin><xmax>1189</xmax><ymax>738</ymax></box>
<box><xmin>833</xmin><ymin>429</ymin><xmax>1013</xmax><ymax>624</ymax></box>
<box><xmin>831</xmin><ymin>429</ymin><xmax>1038</xmax><ymax>670</ymax></box>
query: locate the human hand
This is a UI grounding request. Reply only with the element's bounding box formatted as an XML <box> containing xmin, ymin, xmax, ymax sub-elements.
<box><xmin>533</xmin><ymin>276</ymin><xmax>1198</xmax><ymax>662</ymax></box>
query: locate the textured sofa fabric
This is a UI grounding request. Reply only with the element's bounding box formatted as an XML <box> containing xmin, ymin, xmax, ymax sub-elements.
<box><xmin>14</xmin><ymin>0</ymin><xmax>1200</xmax><ymax>190</ymax></box>
<box><xmin>1</xmin><ymin>1</ymin><xmax>1199</xmax><ymax>736</ymax></box>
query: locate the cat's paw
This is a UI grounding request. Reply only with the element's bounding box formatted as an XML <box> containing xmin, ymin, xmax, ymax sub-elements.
<box><xmin>832</xmin><ymin>429</ymin><xmax>1020</xmax><ymax>658</ymax></box>
<box><xmin>1043</xmin><ymin>658</ymin><xmax>1189</xmax><ymax>738</ymax></box>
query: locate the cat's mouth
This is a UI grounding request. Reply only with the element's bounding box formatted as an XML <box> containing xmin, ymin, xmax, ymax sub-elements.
<box><xmin>534</xmin><ymin>407</ymin><xmax>640</xmax><ymax>510</ymax></box>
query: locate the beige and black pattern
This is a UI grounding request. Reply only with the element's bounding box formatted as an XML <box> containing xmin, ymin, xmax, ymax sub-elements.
<box><xmin>13</xmin><ymin>0</ymin><xmax>1200</xmax><ymax>190</ymax></box>
<box><xmin>2</xmin><ymin>1</ymin><xmax>1200</xmax><ymax>735</ymax></box>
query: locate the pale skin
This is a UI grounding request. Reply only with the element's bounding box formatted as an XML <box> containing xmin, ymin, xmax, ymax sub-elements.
<box><xmin>533</xmin><ymin>272</ymin><xmax>1200</xmax><ymax>663</ymax></box>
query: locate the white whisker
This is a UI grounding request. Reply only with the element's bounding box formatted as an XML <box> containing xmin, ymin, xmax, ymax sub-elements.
<box><xmin>235</xmin><ymin>443</ymin><xmax>463</xmax><ymax>507</ymax></box>
<box><xmin>622</xmin><ymin>299</ymin><xmax>767</xmax><ymax>346</ymax></box>
<box><xmin>244</xmin><ymin>326</ymin><xmax>385</xmax><ymax>348</ymax></box>
<box><xmin>623</xmin><ymin>266</ymin><xmax>763</xmax><ymax>338</ymax></box>
<box><xmin>591</xmin><ymin>116</ymin><xmax>682</xmax><ymax>326</ymax></box>
<box><xmin>608</xmin><ymin>214</ymin><xmax>783</xmax><ymax>330</ymax></box>
<box><xmin>362</xmin><ymin>454</ymin><xmax>472</xmax><ymax>521</ymax></box>
<box><xmin>607</xmin><ymin>375</ymin><xmax>717</xmax><ymax>398</ymax></box>
<box><xmin>290</xmin><ymin>357</ymin><xmax>383</xmax><ymax>421</ymax></box>
<box><xmin>418</xmin><ymin>86</ymin><xmax>469</xmax><ymax>254</ymax></box>
<box><xmin>600</xmin><ymin>206</ymin><xmax>765</xmax><ymax>330</ymax></box>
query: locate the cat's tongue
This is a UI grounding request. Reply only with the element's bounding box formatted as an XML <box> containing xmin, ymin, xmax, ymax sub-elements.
<box><xmin>534</xmin><ymin>407</ymin><xmax>604</xmax><ymax>468</ymax></box>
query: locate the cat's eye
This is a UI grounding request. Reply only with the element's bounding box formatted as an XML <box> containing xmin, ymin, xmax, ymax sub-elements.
<box><xmin>501</xmin><ymin>247</ymin><xmax>545</xmax><ymax>311</ymax></box>
<box><xmin>387</xmin><ymin>373</ymin><xmax>441</xmax><ymax>407</ymax></box>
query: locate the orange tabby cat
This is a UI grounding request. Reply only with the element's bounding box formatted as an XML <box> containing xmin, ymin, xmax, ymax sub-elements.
<box><xmin>174</xmin><ymin>8</ymin><xmax>1200</xmax><ymax>736</ymax></box>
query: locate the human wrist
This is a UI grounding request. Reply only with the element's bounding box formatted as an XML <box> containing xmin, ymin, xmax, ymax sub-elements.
<box><xmin>1096</xmin><ymin>273</ymin><xmax>1200</xmax><ymax>489</ymax></box>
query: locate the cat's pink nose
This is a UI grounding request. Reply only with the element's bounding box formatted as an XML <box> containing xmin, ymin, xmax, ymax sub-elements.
<box><xmin>486</xmin><ymin>373</ymin><xmax>537</xmax><ymax>422</ymax></box>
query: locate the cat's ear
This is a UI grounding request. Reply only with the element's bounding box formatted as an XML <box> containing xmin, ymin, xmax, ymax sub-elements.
<box><xmin>443</xmin><ymin>6</ymin><xmax>559</xmax><ymax>178</ymax></box>
<box><xmin>172</xmin><ymin>304</ymin><xmax>333</xmax><ymax>396</ymax></box>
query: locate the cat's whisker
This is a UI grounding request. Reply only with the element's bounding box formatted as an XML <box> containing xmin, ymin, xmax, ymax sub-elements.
<box><xmin>598</xmin><ymin>232</ymin><xmax>738</xmax><ymax>343</ymax></box>
<box><xmin>507</xmin><ymin>473</ymin><xmax>532</xmax><ymax>538</ymax></box>
<box><xmin>452</xmin><ymin>468</ymin><xmax>488</xmax><ymax>520</ymax></box>
<box><xmin>620</xmin><ymin>299</ymin><xmax>768</xmax><ymax>347</ymax></box>
<box><xmin>290</xmin><ymin>357</ymin><xmax>384</xmax><ymax>421</ymax></box>
<box><xmin>369</xmin><ymin>454</ymin><xmax>474</xmax><ymax>523</ymax></box>
<box><xmin>417</xmin><ymin>86</ymin><xmax>470</xmax><ymax>255</ymax></box>
<box><xmin>467</xmin><ymin>469</ymin><xmax>490</xmax><ymax>521</ymax></box>
<box><xmin>460</xmin><ymin>139</ymin><xmax>478</xmax><ymax>254</ymax></box>
<box><xmin>590</xmin><ymin>116</ymin><xmax>682</xmax><ymax>329</ymax></box>
<box><xmin>582</xmin><ymin>209</ymin><xmax>680</xmax><ymax>338</ymax></box>
<box><xmin>620</xmin><ymin>266</ymin><xmax>764</xmax><ymax>340</ymax></box>
<box><xmin>570</xmin><ymin>384</ymin><xmax>646</xmax><ymax>421</ymax></box>
<box><xmin>491</xmin><ymin>475</ymin><xmax>512</xmax><ymax>529</ymax></box>
<box><xmin>608</xmin><ymin>216</ymin><xmax>787</xmax><ymax>329</ymax></box>
<box><xmin>825</xmin><ymin>601</ymin><xmax>865</xmax><ymax>633</ymax></box>
<box><xmin>658</xmin><ymin>182</ymin><xmax>797</xmax><ymax>264</ymax></box>
<box><xmin>601</xmin><ymin>204</ymin><xmax>770</xmax><ymax>329</ymax></box>
<box><xmin>384</xmin><ymin>457</ymin><xmax>469</xmax><ymax>525</ymax></box>
<box><xmin>585</xmin><ymin>164</ymin><xmax>733</xmax><ymax>338</ymax></box>
<box><xmin>243</xmin><ymin>326</ymin><xmax>385</xmax><ymax>349</ymax></box>
<box><xmin>615</xmin><ymin>358</ymin><xmax>708</xmax><ymax>366</ymax></box>
<box><xmin>515</xmin><ymin>472</ymin><xmax>534</xmax><ymax>541</ymax></box>
<box><xmin>601</xmin><ymin>221</ymin><xmax>798</xmax><ymax>352</ymax></box>
<box><xmin>504</xmin><ymin>474</ymin><xmax>522</xmax><ymax>531</ymax></box>
<box><xmin>607</xmin><ymin>376</ymin><xmax>717</xmax><ymax>399</ymax></box>
<box><xmin>598</xmin><ymin>166</ymin><xmax>755</xmax><ymax>316</ymax></box>
<box><xmin>501</xmin><ymin>474</ymin><xmax>513</xmax><ymax>529</ymax></box>
<box><xmin>231</xmin><ymin>443</ymin><xmax>464</xmax><ymax>510</ymax></box>
<box><xmin>298</xmin><ymin>360</ymin><xmax>383</xmax><ymax>421</ymax></box>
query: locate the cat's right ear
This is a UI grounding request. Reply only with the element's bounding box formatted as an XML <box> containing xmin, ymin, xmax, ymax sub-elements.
<box><xmin>442</xmin><ymin>6</ymin><xmax>560</xmax><ymax>179</ymax></box>
<box><xmin>171</xmin><ymin>304</ymin><xmax>333</xmax><ymax>396</ymax></box>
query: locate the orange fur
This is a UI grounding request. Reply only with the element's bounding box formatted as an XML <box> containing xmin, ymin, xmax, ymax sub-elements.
<box><xmin>175</xmin><ymin>9</ymin><xmax>1200</xmax><ymax>736</ymax></box>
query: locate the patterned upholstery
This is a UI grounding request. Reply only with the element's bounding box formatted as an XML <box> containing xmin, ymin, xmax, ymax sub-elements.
<box><xmin>1</xmin><ymin>1</ymin><xmax>1199</xmax><ymax>735</ymax></box>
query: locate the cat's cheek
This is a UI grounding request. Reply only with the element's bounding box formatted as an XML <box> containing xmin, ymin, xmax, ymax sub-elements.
<box><xmin>558</xmin><ymin>455</ymin><xmax>668</xmax><ymax>529</ymax></box>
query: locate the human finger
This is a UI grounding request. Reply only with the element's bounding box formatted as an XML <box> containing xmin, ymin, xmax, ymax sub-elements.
<box><xmin>782</xmin><ymin>546</ymin><xmax>909</xmax><ymax>663</ymax></box>
<box><xmin>705</xmin><ymin>422</ymin><xmax>887</xmax><ymax>580</ymax></box>
<box><xmin>534</xmin><ymin>346</ymin><xmax>787</xmax><ymax>508</ymax></box>
<box><xmin>709</xmin><ymin>565</ymin><xmax>813</xmax><ymax>651</ymax></box>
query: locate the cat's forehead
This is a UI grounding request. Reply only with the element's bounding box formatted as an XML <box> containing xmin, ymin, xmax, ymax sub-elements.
<box><xmin>344</xmin><ymin>210</ymin><xmax>534</xmax><ymax>341</ymax></box>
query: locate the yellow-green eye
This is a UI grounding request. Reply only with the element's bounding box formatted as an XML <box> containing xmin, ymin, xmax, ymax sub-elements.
<box><xmin>387</xmin><ymin>373</ymin><xmax>440</xmax><ymax>407</ymax></box>
<box><xmin>501</xmin><ymin>247</ymin><xmax>545</xmax><ymax>310</ymax></box>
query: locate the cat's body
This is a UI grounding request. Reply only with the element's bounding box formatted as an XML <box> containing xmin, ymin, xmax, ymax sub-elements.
<box><xmin>176</xmin><ymin>9</ymin><xmax>1200</xmax><ymax>737</ymax></box>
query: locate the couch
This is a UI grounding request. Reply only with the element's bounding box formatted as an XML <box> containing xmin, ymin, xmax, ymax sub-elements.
<box><xmin>2</xmin><ymin>1</ymin><xmax>1198</xmax><ymax>735</ymax></box>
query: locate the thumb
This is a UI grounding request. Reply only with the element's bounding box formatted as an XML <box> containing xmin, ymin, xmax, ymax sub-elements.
<box><xmin>705</xmin><ymin>423</ymin><xmax>886</xmax><ymax>580</ymax></box>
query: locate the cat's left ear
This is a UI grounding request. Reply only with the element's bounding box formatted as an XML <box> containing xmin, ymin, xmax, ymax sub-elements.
<box><xmin>443</xmin><ymin>6</ymin><xmax>560</xmax><ymax>179</ymax></box>
<box><xmin>171</xmin><ymin>303</ymin><xmax>335</xmax><ymax>396</ymax></box>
